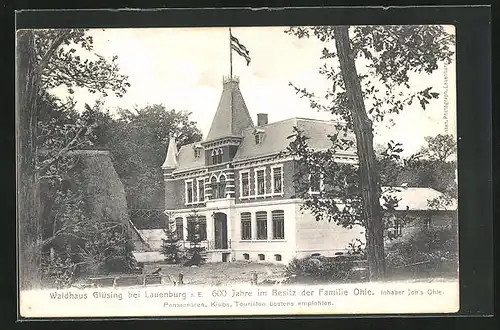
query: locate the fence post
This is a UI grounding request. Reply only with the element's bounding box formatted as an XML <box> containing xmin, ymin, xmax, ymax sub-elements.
<box><xmin>113</xmin><ymin>277</ymin><xmax>118</xmax><ymax>289</ymax></box>
<box><xmin>251</xmin><ymin>272</ymin><xmax>258</xmax><ymax>285</ymax></box>
<box><xmin>178</xmin><ymin>273</ymin><xmax>184</xmax><ymax>286</ymax></box>
<box><xmin>143</xmin><ymin>274</ymin><xmax>147</xmax><ymax>287</ymax></box>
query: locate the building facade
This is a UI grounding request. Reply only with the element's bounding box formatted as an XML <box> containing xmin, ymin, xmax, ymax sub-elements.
<box><xmin>162</xmin><ymin>76</ymin><xmax>364</xmax><ymax>264</ymax></box>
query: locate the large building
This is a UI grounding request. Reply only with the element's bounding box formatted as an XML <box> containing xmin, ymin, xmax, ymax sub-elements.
<box><xmin>162</xmin><ymin>76</ymin><xmax>364</xmax><ymax>264</ymax></box>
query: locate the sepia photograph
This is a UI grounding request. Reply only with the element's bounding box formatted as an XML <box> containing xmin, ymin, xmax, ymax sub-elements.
<box><xmin>17</xmin><ymin>22</ymin><xmax>460</xmax><ymax>317</ymax></box>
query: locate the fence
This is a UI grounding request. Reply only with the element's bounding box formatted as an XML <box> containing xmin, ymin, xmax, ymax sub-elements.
<box><xmin>84</xmin><ymin>270</ymin><xmax>282</xmax><ymax>288</ymax></box>
<box><xmin>145</xmin><ymin>239</ymin><xmax>232</xmax><ymax>251</ymax></box>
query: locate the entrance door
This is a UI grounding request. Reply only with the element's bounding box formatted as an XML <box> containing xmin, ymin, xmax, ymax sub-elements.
<box><xmin>214</xmin><ymin>212</ymin><xmax>228</xmax><ymax>249</ymax></box>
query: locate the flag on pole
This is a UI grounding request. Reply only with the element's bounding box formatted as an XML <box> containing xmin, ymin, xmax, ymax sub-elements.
<box><xmin>230</xmin><ymin>33</ymin><xmax>251</xmax><ymax>66</ymax></box>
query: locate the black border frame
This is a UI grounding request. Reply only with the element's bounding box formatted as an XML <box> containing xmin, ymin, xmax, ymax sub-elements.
<box><xmin>6</xmin><ymin>4</ymin><xmax>493</xmax><ymax>325</ymax></box>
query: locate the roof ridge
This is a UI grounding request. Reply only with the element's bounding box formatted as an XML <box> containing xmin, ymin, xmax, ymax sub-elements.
<box><xmin>242</xmin><ymin>116</ymin><xmax>339</xmax><ymax>132</ymax></box>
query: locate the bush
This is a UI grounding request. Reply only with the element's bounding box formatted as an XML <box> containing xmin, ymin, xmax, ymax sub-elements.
<box><xmin>285</xmin><ymin>256</ymin><xmax>358</xmax><ymax>283</ymax></box>
<box><xmin>160</xmin><ymin>228</ymin><xmax>182</xmax><ymax>264</ymax></box>
<box><xmin>41</xmin><ymin>252</ymin><xmax>77</xmax><ymax>289</ymax></box>
<box><xmin>385</xmin><ymin>226</ymin><xmax>458</xmax><ymax>277</ymax></box>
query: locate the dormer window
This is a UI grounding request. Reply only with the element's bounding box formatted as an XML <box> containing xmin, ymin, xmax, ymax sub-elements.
<box><xmin>193</xmin><ymin>143</ymin><xmax>202</xmax><ymax>158</ymax></box>
<box><xmin>211</xmin><ymin>148</ymin><xmax>224</xmax><ymax>165</ymax></box>
<box><xmin>253</xmin><ymin>128</ymin><xmax>265</xmax><ymax>145</ymax></box>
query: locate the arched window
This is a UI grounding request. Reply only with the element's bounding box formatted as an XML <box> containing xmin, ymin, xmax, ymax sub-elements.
<box><xmin>211</xmin><ymin>177</ymin><xmax>218</xmax><ymax>199</ymax></box>
<box><xmin>211</xmin><ymin>148</ymin><xmax>224</xmax><ymax>165</ymax></box>
<box><xmin>211</xmin><ymin>149</ymin><xmax>217</xmax><ymax>165</ymax></box>
<box><xmin>218</xmin><ymin>175</ymin><xmax>226</xmax><ymax>199</ymax></box>
<box><xmin>274</xmin><ymin>254</ymin><xmax>282</xmax><ymax>261</ymax></box>
<box><xmin>243</xmin><ymin>253</ymin><xmax>250</xmax><ymax>261</ymax></box>
<box><xmin>217</xmin><ymin>148</ymin><xmax>223</xmax><ymax>164</ymax></box>
<box><xmin>258</xmin><ymin>254</ymin><xmax>265</xmax><ymax>261</ymax></box>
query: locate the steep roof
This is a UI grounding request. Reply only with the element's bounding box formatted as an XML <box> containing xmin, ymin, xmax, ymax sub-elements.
<box><xmin>381</xmin><ymin>187</ymin><xmax>457</xmax><ymax>211</ymax></box>
<box><xmin>174</xmin><ymin>142</ymin><xmax>205</xmax><ymax>172</ymax></box>
<box><xmin>173</xmin><ymin>117</ymin><xmax>356</xmax><ymax>172</ymax></box>
<box><xmin>206</xmin><ymin>77</ymin><xmax>254</xmax><ymax>141</ymax></box>
<box><xmin>233</xmin><ymin>117</ymin><xmax>356</xmax><ymax>161</ymax></box>
<box><xmin>161</xmin><ymin>136</ymin><xmax>178</xmax><ymax>169</ymax></box>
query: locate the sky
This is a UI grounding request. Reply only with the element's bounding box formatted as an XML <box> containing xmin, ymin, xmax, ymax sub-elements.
<box><xmin>53</xmin><ymin>26</ymin><xmax>456</xmax><ymax>157</ymax></box>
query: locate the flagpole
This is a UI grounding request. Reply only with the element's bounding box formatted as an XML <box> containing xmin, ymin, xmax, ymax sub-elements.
<box><xmin>229</xmin><ymin>27</ymin><xmax>233</xmax><ymax>78</ymax></box>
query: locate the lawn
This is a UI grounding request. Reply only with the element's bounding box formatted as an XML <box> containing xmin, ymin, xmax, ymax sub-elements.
<box><xmin>142</xmin><ymin>261</ymin><xmax>287</xmax><ymax>286</ymax></box>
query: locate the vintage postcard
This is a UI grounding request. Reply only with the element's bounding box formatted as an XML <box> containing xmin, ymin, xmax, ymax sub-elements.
<box><xmin>17</xmin><ymin>24</ymin><xmax>458</xmax><ymax>318</ymax></box>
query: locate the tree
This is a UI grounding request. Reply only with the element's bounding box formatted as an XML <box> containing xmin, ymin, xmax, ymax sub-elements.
<box><xmin>16</xmin><ymin>29</ymin><xmax>130</xmax><ymax>289</ymax></box>
<box><xmin>286</xmin><ymin>25</ymin><xmax>454</xmax><ymax>280</ymax></box>
<box><xmin>421</xmin><ymin>134</ymin><xmax>457</xmax><ymax>162</ymax></box>
<box><xmin>376</xmin><ymin>135</ymin><xmax>457</xmax><ymax>198</ymax></box>
<box><xmin>183</xmin><ymin>209</ymin><xmax>207</xmax><ymax>267</ymax></box>
<box><xmin>160</xmin><ymin>212</ymin><xmax>182</xmax><ymax>264</ymax></box>
<box><xmin>83</xmin><ymin>103</ymin><xmax>203</xmax><ymax>209</ymax></box>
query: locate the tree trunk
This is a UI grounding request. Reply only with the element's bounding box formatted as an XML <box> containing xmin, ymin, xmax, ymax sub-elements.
<box><xmin>333</xmin><ymin>26</ymin><xmax>386</xmax><ymax>280</ymax></box>
<box><xmin>17</xmin><ymin>30</ymin><xmax>42</xmax><ymax>289</ymax></box>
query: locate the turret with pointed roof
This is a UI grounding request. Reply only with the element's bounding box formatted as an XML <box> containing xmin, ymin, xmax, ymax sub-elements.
<box><xmin>162</xmin><ymin>135</ymin><xmax>178</xmax><ymax>170</ymax></box>
<box><xmin>205</xmin><ymin>76</ymin><xmax>254</xmax><ymax>142</ymax></box>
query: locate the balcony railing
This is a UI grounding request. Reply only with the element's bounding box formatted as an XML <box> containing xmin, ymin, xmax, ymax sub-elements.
<box><xmin>178</xmin><ymin>239</ymin><xmax>232</xmax><ymax>251</ymax></box>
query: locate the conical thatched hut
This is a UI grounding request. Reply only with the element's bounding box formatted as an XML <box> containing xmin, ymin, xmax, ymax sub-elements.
<box><xmin>40</xmin><ymin>149</ymin><xmax>151</xmax><ymax>268</ymax></box>
<box><xmin>68</xmin><ymin>149</ymin><xmax>150</xmax><ymax>252</ymax></box>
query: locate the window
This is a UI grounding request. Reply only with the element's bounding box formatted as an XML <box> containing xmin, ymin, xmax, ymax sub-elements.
<box><xmin>256</xmin><ymin>211</ymin><xmax>267</xmax><ymax>240</ymax></box>
<box><xmin>274</xmin><ymin>254</ymin><xmax>282</xmax><ymax>261</ymax></box>
<box><xmin>218</xmin><ymin>175</ymin><xmax>226</xmax><ymax>199</ymax></box>
<box><xmin>192</xmin><ymin>180</ymin><xmax>197</xmax><ymax>202</ymax></box>
<box><xmin>198</xmin><ymin>179</ymin><xmax>205</xmax><ymax>202</ymax></box>
<box><xmin>394</xmin><ymin>219</ymin><xmax>402</xmax><ymax>235</ymax></box>
<box><xmin>175</xmin><ymin>217</ymin><xmax>184</xmax><ymax>240</ymax></box>
<box><xmin>254</xmin><ymin>129</ymin><xmax>265</xmax><ymax>145</ymax></box>
<box><xmin>217</xmin><ymin>148</ymin><xmax>223</xmax><ymax>164</ymax></box>
<box><xmin>211</xmin><ymin>149</ymin><xmax>217</xmax><ymax>165</ymax></box>
<box><xmin>186</xmin><ymin>181</ymin><xmax>194</xmax><ymax>203</ymax></box>
<box><xmin>309</xmin><ymin>173</ymin><xmax>323</xmax><ymax>194</ymax></box>
<box><xmin>194</xmin><ymin>148</ymin><xmax>201</xmax><ymax>158</ymax></box>
<box><xmin>243</xmin><ymin>253</ymin><xmax>250</xmax><ymax>260</ymax></box>
<box><xmin>256</xmin><ymin>169</ymin><xmax>265</xmax><ymax>196</ymax></box>
<box><xmin>211</xmin><ymin>177</ymin><xmax>218</xmax><ymax>199</ymax></box>
<box><xmin>240</xmin><ymin>172</ymin><xmax>250</xmax><ymax>197</ymax></box>
<box><xmin>187</xmin><ymin>216</ymin><xmax>207</xmax><ymax>241</ymax></box>
<box><xmin>211</xmin><ymin>148</ymin><xmax>224</xmax><ymax>165</ymax></box>
<box><xmin>186</xmin><ymin>216</ymin><xmax>196</xmax><ymax>241</ymax></box>
<box><xmin>258</xmin><ymin>254</ymin><xmax>265</xmax><ymax>261</ymax></box>
<box><xmin>198</xmin><ymin>216</ymin><xmax>207</xmax><ymax>241</ymax></box>
<box><xmin>272</xmin><ymin>210</ymin><xmax>285</xmax><ymax>239</ymax></box>
<box><xmin>423</xmin><ymin>217</ymin><xmax>431</xmax><ymax>231</ymax></box>
<box><xmin>272</xmin><ymin>166</ymin><xmax>283</xmax><ymax>194</ymax></box>
<box><xmin>240</xmin><ymin>212</ymin><xmax>252</xmax><ymax>240</ymax></box>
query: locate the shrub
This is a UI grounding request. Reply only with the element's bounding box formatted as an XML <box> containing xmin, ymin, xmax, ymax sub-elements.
<box><xmin>385</xmin><ymin>226</ymin><xmax>458</xmax><ymax>276</ymax></box>
<box><xmin>41</xmin><ymin>252</ymin><xmax>77</xmax><ymax>289</ymax></box>
<box><xmin>285</xmin><ymin>256</ymin><xmax>356</xmax><ymax>283</ymax></box>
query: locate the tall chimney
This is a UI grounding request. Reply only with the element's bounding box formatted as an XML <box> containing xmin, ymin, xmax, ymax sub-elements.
<box><xmin>257</xmin><ymin>113</ymin><xmax>268</xmax><ymax>126</ymax></box>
